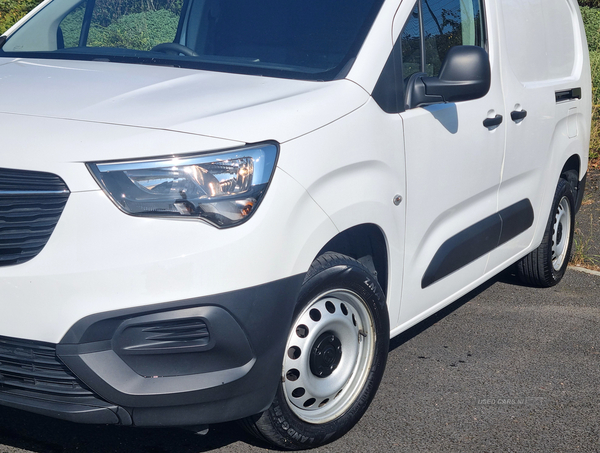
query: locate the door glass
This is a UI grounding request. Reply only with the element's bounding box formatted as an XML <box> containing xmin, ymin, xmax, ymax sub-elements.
<box><xmin>420</xmin><ymin>0</ymin><xmax>484</xmax><ymax>76</ymax></box>
<box><xmin>59</xmin><ymin>4</ymin><xmax>85</xmax><ymax>48</ymax></box>
<box><xmin>401</xmin><ymin>3</ymin><xmax>422</xmax><ymax>80</ymax></box>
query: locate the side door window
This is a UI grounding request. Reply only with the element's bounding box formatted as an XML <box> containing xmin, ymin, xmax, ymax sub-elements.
<box><xmin>421</xmin><ymin>0</ymin><xmax>485</xmax><ymax>77</ymax></box>
<box><xmin>403</xmin><ymin>0</ymin><xmax>486</xmax><ymax>79</ymax></box>
<box><xmin>401</xmin><ymin>4</ymin><xmax>422</xmax><ymax>81</ymax></box>
<box><xmin>375</xmin><ymin>0</ymin><xmax>485</xmax><ymax>113</ymax></box>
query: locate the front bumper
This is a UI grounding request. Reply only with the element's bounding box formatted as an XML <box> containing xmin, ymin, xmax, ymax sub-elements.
<box><xmin>0</xmin><ymin>275</ymin><xmax>304</xmax><ymax>426</ymax></box>
<box><xmin>0</xmin><ymin>119</ymin><xmax>338</xmax><ymax>426</ymax></box>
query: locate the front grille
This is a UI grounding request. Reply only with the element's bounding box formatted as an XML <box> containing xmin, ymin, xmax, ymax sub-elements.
<box><xmin>0</xmin><ymin>336</ymin><xmax>93</xmax><ymax>398</ymax></box>
<box><xmin>0</xmin><ymin>167</ymin><xmax>70</xmax><ymax>267</ymax></box>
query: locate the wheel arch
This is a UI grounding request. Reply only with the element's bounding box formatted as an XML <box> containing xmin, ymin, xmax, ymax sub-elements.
<box><xmin>560</xmin><ymin>154</ymin><xmax>581</xmax><ymax>180</ymax></box>
<box><xmin>560</xmin><ymin>154</ymin><xmax>586</xmax><ymax>212</ymax></box>
<box><xmin>315</xmin><ymin>223</ymin><xmax>389</xmax><ymax>296</ymax></box>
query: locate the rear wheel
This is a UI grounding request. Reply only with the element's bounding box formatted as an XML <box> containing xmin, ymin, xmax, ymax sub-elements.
<box><xmin>242</xmin><ymin>252</ymin><xmax>389</xmax><ymax>450</ymax></box>
<box><xmin>518</xmin><ymin>177</ymin><xmax>576</xmax><ymax>287</ymax></box>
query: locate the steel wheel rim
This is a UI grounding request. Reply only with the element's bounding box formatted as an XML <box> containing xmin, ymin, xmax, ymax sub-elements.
<box><xmin>552</xmin><ymin>196</ymin><xmax>571</xmax><ymax>271</ymax></box>
<box><xmin>282</xmin><ymin>289</ymin><xmax>376</xmax><ymax>424</ymax></box>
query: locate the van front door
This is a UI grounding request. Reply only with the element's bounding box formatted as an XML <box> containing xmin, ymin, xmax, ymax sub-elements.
<box><xmin>396</xmin><ymin>0</ymin><xmax>506</xmax><ymax>326</ymax></box>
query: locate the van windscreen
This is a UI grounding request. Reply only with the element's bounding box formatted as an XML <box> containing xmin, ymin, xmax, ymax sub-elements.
<box><xmin>0</xmin><ymin>0</ymin><xmax>385</xmax><ymax>80</ymax></box>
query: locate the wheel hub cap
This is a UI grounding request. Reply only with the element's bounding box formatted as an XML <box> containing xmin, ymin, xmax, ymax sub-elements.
<box><xmin>310</xmin><ymin>333</ymin><xmax>342</xmax><ymax>378</ymax></box>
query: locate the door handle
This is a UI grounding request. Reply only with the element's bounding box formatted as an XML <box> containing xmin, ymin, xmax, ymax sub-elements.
<box><xmin>483</xmin><ymin>115</ymin><xmax>503</xmax><ymax>128</ymax></box>
<box><xmin>511</xmin><ymin>110</ymin><xmax>528</xmax><ymax>122</ymax></box>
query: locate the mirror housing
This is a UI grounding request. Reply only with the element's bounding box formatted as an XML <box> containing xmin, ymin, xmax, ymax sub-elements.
<box><xmin>405</xmin><ymin>46</ymin><xmax>491</xmax><ymax>109</ymax></box>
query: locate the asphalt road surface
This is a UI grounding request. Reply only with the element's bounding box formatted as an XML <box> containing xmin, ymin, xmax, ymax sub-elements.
<box><xmin>0</xmin><ymin>267</ymin><xmax>598</xmax><ymax>453</ymax></box>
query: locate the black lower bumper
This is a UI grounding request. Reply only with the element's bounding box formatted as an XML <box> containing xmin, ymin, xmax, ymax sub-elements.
<box><xmin>0</xmin><ymin>391</ymin><xmax>128</xmax><ymax>424</ymax></box>
<box><xmin>0</xmin><ymin>275</ymin><xmax>304</xmax><ymax>427</ymax></box>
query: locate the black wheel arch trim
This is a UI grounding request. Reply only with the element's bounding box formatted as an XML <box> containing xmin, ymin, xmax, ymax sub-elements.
<box><xmin>575</xmin><ymin>172</ymin><xmax>587</xmax><ymax>213</ymax></box>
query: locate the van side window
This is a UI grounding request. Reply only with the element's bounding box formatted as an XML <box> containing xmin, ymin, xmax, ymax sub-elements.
<box><xmin>402</xmin><ymin>0</ymin><xmax>485</xmax><ymax>78</ymax></box>
<box><xmin>372</xmin><ymin>0</ymin><xmax>486</xmax><ymax>114</ymax></box>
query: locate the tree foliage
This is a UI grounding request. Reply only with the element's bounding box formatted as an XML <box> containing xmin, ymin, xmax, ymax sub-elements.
<box><xmin>580</xmin><ymin>6</ymin><xmax>600</xmax><ymax>106</ymax></box>
<box><xmin>0</xmin><ymin>0</ymin><xmax>41</xmax><ymax>34</ymax></box>
<box><xmin>0</xmin><ymin>0</ymin><xmax>181</xmax><ymax>35</ymax></box>
<box><xmin>91</xmin><ymin>0</ymin><xmax>181</xmax><ymax>27</ymax></box>
<box><xmin>579</xmin><ymin>0</ymin><xmax>600</xmax><ymax>7</ymax></box>
<box><xmin>581</xmin><ymin>6</ymin><xmax>600</xmax><ymax>53</ymax></box>
<box><xmin>87</xmin><ymin>9</ymin><xmax>179</xmax><ymax>50</ymax></box>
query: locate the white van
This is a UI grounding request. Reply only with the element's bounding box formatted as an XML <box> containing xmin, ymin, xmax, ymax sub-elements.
<box><xmin>0</xmin><ymin>0</ymin><xmax>591</xmax><ymax>448</ymax></box>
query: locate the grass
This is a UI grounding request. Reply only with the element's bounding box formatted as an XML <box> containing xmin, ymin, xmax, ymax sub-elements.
<box><xmin>571</xmin><ymin>204</ymin><xmax>600</xmax><ymax>271</ymax></box>
<box><xmin>571</xmin><ymin>235</ymin><xmax>600</xmax><ymax>271</ymax></box>
<box><xmin>590</xmin><ymin>106</ymin><xmax>600</xmax><ymax>169</ymax></box>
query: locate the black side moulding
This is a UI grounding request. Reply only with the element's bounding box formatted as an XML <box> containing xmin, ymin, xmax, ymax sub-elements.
<box><xmin>422</xmin><ymin>199</ymin><xmax>534</xmax><ymax>288</ymax></box>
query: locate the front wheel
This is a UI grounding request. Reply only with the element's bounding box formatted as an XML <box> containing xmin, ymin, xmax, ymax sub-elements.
<box><xmin>242</xmin><ymin>253</ymin><xmax>389</xmax><ymax>450</ymax></box>
<box><xmin>518</xmin><ymin>177</ymin><xmax>576</xmax><ymax>287</ymax></box>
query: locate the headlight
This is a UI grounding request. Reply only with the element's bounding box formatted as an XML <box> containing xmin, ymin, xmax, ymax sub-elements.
<box><xmin>87</xmin><ymin>143</ymin><xmax>278</xmax><ymax>228</ymax></box>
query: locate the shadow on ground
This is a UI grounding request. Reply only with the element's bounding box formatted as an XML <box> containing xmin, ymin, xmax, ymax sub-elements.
<box><xmin>0</xmin><ymin>408</ymin><xmax>270</xmax><ymax>453</ymax></box>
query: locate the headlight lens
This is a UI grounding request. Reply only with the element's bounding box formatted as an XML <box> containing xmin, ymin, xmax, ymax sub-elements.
<box><xmin>87</xmin><ymin>143</ymin><xmax>278</xmax><ymax>228</ymax></box>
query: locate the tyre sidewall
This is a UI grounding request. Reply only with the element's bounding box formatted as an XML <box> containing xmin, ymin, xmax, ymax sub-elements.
<box><xmin>545</xmin><ymin>179</ymin><xmax>576</xmax><ymax>284</ymax></box>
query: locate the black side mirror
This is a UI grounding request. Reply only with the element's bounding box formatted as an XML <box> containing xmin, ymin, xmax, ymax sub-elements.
<box><xmin>405</xmin><ymin>46</ymin><xmax>491</xmax><ymax>109</ymax></box>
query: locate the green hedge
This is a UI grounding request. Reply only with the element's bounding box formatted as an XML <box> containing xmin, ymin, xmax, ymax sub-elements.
<box><xmin>88</xmin><ymin>9</ymin><xmax>179</xmax><ymax>51</ymax></box>
<box><xmin>589</xmin><ymin>0</ymin><xmax>600</xmax><ymax>160</ymax></box>
<box><xmin>592</xmin><ymin>51</ymin><xmax>600</xmax><ymax>105</ymax></box>
<box><xmin>581</xmin><ymin>6</ymin><xmax>600</xmax><ymax>53</ymax></box>
<box><xmin>582</xmin><ymin>6</ymin><xmax>600</xmax><ymax>105</ymax></box>
<box><xmin>591</xmin><ymin>53</ymin><xmax>600</xmax><ymax>160</ymax></box>
<box><xmin>0</xmin><ymin>0</ymin><xmax>39</xmax><ymax>34</ymax></box>
<box><xmin>0</xmin><ymin>0</ymin><xmax>181</xmax><ymax>35</ymax></box>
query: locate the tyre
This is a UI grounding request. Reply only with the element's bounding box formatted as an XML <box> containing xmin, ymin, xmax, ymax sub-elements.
<box><xmin>242</xmin><ymin>252</ymin><xmax>389</xmax><ymax>450</ymax></box>
<box><xmin>517</xmin><ymin>177</ymin><xmax>576</xmax><ymax>287</ymax></box>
